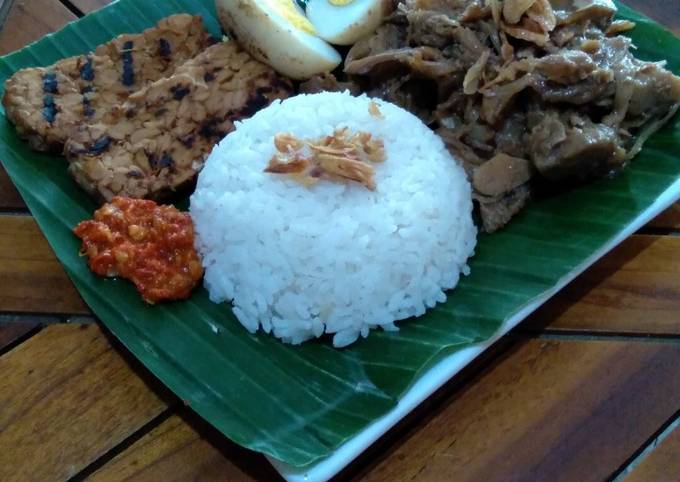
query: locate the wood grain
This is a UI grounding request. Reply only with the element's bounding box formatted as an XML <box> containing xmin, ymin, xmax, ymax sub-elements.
<box><xmin>352</xmin><ymin>338</ymin><xmax>680</xmax><ymax>482</ymax></box>
<box><xmin>6</xmin><ymin>207</ymin><xmax>679</xmax><ymax>334</ymax></box>
<box><xmin>87</xmin><ymin>410</ymin><xmax>281</xmax><ymax>482</ymax></box>
<box><xmin>0</xmin><ymin>323</ymin><xmax>170</xmax><ymax>482</ymax></box>
<box><xmin>0</xmin><ymin>0</ymin><xmax>75</xmax><ymax>211</ymax></box>
<box><xmin>0</xmin><ymin>4</ymin><xmax>676</xmax><ymax>482</ymax></box>
<box><xmin>69</xmin><ymin>0</ymin><xmax>112</xmax><ymax>14</ymax></box>
<box><xmin>0</xmin><ymin>0</ymin><xmax>76</xmax><ymax>55</ymax></box>
<box><xmin>626</xmin><ymin>423</ymin><xmax>680</xmax><ymax>482</ymax></box>
<box><xmin>0</xmin><ymin>0</ymin><xmax>85</xmax><ymax>212</ymax></box>
<box><xmin>523</xmin><ymin>235</ymin><xmax>680</xmax><ymax>335</ymax></box>
<box><xmin>0</xmin><ymin>215</ymin><xmax>88</xmax><ymax>314</ymax></box>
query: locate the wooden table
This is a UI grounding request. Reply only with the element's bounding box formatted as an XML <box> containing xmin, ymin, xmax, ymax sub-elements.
<box><xmin>1</xmin><ymin>1</ymin><xmax>679</xmax><ymax>481</ymax></box>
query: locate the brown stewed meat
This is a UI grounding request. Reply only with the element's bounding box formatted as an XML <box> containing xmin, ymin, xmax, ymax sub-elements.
<box><xmin>306</xmin><ymin>0</ymin><xmax>680</xmax><ymax>232</ymax></box>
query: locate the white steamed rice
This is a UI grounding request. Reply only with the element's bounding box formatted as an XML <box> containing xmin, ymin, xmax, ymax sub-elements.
<box><xmin>190</xmin><ymin>91</ymin><xmax>476</xmax><ymax>347</ymax></box>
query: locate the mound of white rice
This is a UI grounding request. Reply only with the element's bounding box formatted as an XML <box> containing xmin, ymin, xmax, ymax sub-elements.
<box><xmin>190</xmin><ymin>92</ymin><xmax>476</xmax><ymax>347</ymax></box>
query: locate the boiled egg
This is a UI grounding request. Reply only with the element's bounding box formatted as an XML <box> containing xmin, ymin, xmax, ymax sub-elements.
<box><xmin>306</xmin><ymin>0</ymin><xmax>388</xmax><ymax>45</ymax></box>
<box><xmin>215</xmin><ymin>0</ymin><xmax>342</xmax><ymax>80</ymax></box>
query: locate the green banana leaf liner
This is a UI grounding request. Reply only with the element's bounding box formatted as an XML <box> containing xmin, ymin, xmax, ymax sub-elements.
<box><xmin>0</xmin><ymin>0</ymin><xmax>678</xmax><ymax>467</ymax></box>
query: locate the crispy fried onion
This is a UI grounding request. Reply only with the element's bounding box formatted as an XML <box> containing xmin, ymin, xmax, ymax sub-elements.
<box><xmin>526</xmin><ymin>0</ymin><xmax>556</xmax><ymax>32</ymax></box>
<box><xmin>501</xmin><ymin>0</ymin><xmax>556</xmax><ymax>46</ymax></box>
<box><xmin>486</xmin><ymin>0</ymin><xmax>502</xmax><ymax>25</ymax></box>
<box><xmin>264</xmin><ymin>128</ymin><xmax>386</xmax><ymax>190</ymax></box>
<box><xmin>606</xmin><ymin>20</ymin><xmax>636</xmax><ymax>36</ymax></box>
<box><xmin>503</xmin><ymin>17</ymin><xmax>550</xmax><ymax>46</ymax></box>
<box><xmin>502</xmin><ymin>0</ymin><xmax>536</xmax><ymax>24</ymax></box>
<box><xmin>464</xmin><ymin>48</ymin><xmax>492</xmax><ymax>94</ymax></box>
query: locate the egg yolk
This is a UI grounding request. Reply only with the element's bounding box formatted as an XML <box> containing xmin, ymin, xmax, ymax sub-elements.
<box><xmin>328</xmin><ymin>0</ymin><xmax>355</xmax><ymax>4</ymax></box>
<box><xmin>264</xmin><ymin>0</ymin><xmax>317</xmax><ymax>34</ymax></box>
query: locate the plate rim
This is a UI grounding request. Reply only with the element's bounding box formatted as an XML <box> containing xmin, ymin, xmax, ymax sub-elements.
<box><xmin>0</xmin><ymin>0</ymin><xmax>678</xmax><ymax>472</ymax></box>
<box><xmin>269</xmin><ymin>178</ymin><xmax>680</xmax><ymax>482</ymax></box>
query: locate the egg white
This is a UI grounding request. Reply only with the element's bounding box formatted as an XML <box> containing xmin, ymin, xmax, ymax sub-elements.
<box><xmin>216</xmin><ymin>0</ymin><xmax>341</xmax><ymax>79</ymax></box>
<box><xmin>306</xmin><ymin>0</ymin><xmax>387</xmax><ymax>45</ymax></box>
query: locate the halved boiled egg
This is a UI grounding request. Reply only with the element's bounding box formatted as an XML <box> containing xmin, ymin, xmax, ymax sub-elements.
<box><xmin>306</xmin><ymin>0</ymin><xmax>388</xmax><ymax>45</ymax></box>
<box><xmin>215</xmin><ymin>0</ymin><xmax>342</xmax><ymax>80</ymax></box>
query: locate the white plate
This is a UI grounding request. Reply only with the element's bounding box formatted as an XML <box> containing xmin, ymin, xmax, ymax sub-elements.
<box><xmin>269</xmin><ymin>178</ymin><xmax>680</xmax><ymax>482</ymax></box>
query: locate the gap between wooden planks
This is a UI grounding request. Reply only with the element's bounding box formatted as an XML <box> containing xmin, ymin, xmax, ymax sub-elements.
<box><xmin>0</xmin><ymin>0</ymin><xmax>103</xmax><ymax>209</ymax></box>
<box><xmin>0</xmin><ymin>323</ymin><xmax>173</xmax><ymax>482</ymax></box>
<box><xmin>0</xmin><ymin>215</ymin><xmax>88</xmax><ymax>314</ymax></box>
<box><xmin>0</xmin><ymin>322</ymin><xmax>678</xmax><ymax>482</ymax></box>
<box><xmin>523</xmin><ymin>233</ymin><xmax>680</xmax><ymax>335</ymax></box>
<box><xmin>2</xmin><ymin>215</ymin><xmax>680</xmax><ymax>335</ymax></box>
<box><xmin>0</xmin><ymin>0</ymin><xmax>679</xmax><ymax>225</ymax></box>
<box><xmin>348</xmin><ymin>337</ymin><xmax>680</xmax><ymax>482</ymax></box>
<box><xmin>1</xmin><ymin>217</ymin><xmax>678</xmax><ymax>478</ymax></box>
<box><xmin>0</xmin><ymin>0</ymin><xmax>678</xmax><ymax>480</ymax></box>
<box><xmin>625</xmin><ymin>419</ymin><xmax>680</xmax><ymax>482</ymax></box>
<box><xmin>0</xmin><ymin>218</ymin><xmax>679</xmax><ymax>481</ymax></box>
<box><xmin>0</xmin><ymin>0</ymin><xmax>78</xmax><ymax>209</ymax></box>
<box><xmin>83</xmin><ymin>409</ymin><xmax>282</xmax><ymax>482</ymax></box>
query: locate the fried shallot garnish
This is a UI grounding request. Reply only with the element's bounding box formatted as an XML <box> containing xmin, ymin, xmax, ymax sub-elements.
<box><xmin>264</xmin><ymin>128</ymin><xmax>386</xmax><ymax>190</ymax></box>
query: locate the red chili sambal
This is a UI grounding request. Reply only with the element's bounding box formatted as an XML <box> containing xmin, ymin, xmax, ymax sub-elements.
<box><xmin>74</xmin><ymin>197</ymin><xmax>204</xmax><ymax>304</ymax></box>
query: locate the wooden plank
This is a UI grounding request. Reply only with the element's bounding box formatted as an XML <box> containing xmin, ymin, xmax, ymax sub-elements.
<box><xmin>0</xmin><ymin>1</ymin><xmax>75</xmax><ymax>210</ymax></box>
<box><xmin>354</xmin><ymin>338</ymin><xmax>680</xmax><ymax>482</ymax></box>
<box><xmin>87</xmin><ymin>411</ymin><xmax>281</xmax><ymax>482</ymax></box>
<box><xmin>2</xmin><ymin>212</ymin><xmax>678</xmax><ymax>329</ymax></box>
<box><xmin>0</xmin><ymin>0</ymin><xmax>83</xmax><ymax>211</ymax></box>
<box><xmin>69</xmin><ymin>0</ymin><xmax>112</xmax><ymax>14</ymax></box>
<box><xmin>0</xmin><ymin>215</ymin><xmax>89</xmax><ymax>314</ymax></box>
<box><xmin>0</xmin><ymin>323</ymin><xmax>170</xmax><ymax>482</ymax></box>
<box><xmin>0</xmin><ymin>320</ymin><xmax>39</xmax><ymax>350</ymax></box>
<box><xmin>626</xmin><ymin>424</ymin><xmax>680</xmax><ymax>482</ymax></box>
<box><xmin>647</xmin><ymin>203</ymin><xmax>680</xmax><ymax>231</ymax></box>
<box><xmin>524</xmin><ymin>235</ymin><xmax>680</xmax><ymax>335</ymax></box>
<box><xmin>0</xmin><ymin>0</ymin><xmax>76</xmax><ymax>55</ymax></box>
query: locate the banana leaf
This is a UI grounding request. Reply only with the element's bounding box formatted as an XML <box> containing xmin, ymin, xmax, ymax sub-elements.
<box><xmin>0</xmin><ymin>0</ymin><xmax>678</xmax><ymax>468</ymax></box>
